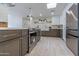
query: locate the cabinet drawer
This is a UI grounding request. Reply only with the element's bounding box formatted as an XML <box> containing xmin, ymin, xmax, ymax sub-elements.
<box><xmin>0</xmin><ymin>30</ymin><xmax>21</xmax><ymax>42</ymax></box>
<box><xmin>0</xmin><ymin>30</ymin><xmax>21</xmax><ymax>35</ymax></box>
<box><xmin>41</xmin><ymin>29</ymin><xmax>60</xmax><ymax>37</ymax></box>
<box><xmin>0</xmin><ymin>38</ymin><xmax>21</xmax><ymax>56</ymax></box>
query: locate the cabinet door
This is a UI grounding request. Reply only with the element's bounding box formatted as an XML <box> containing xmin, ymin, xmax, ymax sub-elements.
<box><xmin>36</xmin><ymin>30</ymin><xmax>40</xmax><ymax>42</ymax></box>
<box><xmin>0</xmin><ymin>30</ymin><xmax>21</xmax><ymax>42</ymax></box>
<box><xmin>66</xmin><ymin>35</ymin><xmax>78</xmax><ymax>56</ymax></box>
<box><xmin>22</xmin><ymin>29</ymin><xmax>28</xmax><ymax>36</ymax></box>
<box><xmin>21</xmin><ymin>36</ymin><xmax>28</xmax><ymax>56</ymax></box>
<box><xmin>0</xmin><ymin>38</ymin><xmax>21</xmax><ymax>56</ymax></box>
<box><xmin>41</xmin><ymin>31</ymin><xmax>46</xmax><ymax>36</ymax></box>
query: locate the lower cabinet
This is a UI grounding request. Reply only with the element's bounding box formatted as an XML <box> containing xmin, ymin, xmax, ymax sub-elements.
<box><xmin>0</xmin><ymin>38</ymin><xmax>21</xmax><ymax>56</ymax></box>
<box><xmin>66</xmin><ymin>35</ymin><xmax>78</xmax><ymax>56</ymax></box>
<box><xmin>21</xmin><ymin>36</ymin><xmax>28</xmax><ymax>56</ymax></box>
<box><xmin>36</xmin><ymin>30</ymin><xmax>41</xmax><ymax>42</ymax></box>
<box><xmin>0</xmin><ymin>29</ymin><xmax>29</xmax><ymax>56</ymax></box>
<box><xmin>0</xmin><ymin>29</ymin><xmax>40</xmax><ymax>56</ymax></box>
<box><xmin>41</xmin><ymin>29</ymin><xmax>62</xmax><ymax>37</ymax></box>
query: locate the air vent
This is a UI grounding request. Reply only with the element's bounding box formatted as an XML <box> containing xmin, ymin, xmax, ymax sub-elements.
<box><xmin>1</xmin><ymin>3</ymin><xmax>15</xmax><ymax>7</ymax></box>
<box><xmin>7</xmin><ymin>3</ymin><xmax>15</xmax><ymax>7</ymax></box>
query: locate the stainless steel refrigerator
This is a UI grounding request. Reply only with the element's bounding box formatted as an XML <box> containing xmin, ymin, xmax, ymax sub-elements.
<box><xmin>66</xmin><ymin>3</ymin><xmax>78</xmax><ymax>56</ymax></box>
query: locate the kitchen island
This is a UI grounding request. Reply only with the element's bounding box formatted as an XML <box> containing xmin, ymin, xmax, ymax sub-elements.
<box><xmin>0</xmin><ymin>28</ymin><xmax>29</xmax><ymax>56</ymax></box>
<box><xmin>0</xmin><ymin>28</ymin><xmax>41</xmax><ymax>56</ymax></box>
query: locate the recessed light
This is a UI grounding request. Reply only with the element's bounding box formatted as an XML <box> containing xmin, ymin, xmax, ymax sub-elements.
<box><xmin>40</xmin><ymin>13</ymin><xmax>42</xmax><ymax>16</ymax></box>
<box><xmin>25</xmin><ymin>9</ymin><xmax>27</xmax><ymax>10</ymax></box>
<box><xmin>47</xmin><ymin>3</ymin><xmax>57</xmax><ymax>9</ymax></box>
<box><xmin>51</xmin><ymin>12</ymin><xmax>54</xmax><ymax>15</ymax></box>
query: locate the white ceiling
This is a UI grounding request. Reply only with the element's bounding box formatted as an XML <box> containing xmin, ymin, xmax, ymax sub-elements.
<box><xmin>7</xmin><ymin>3</ymin><xmax>69</xmax><ymax>18</ymax></box>
<box><xmin>54</xmin><ymin>3</ymin><xmax>69</xmax><ymax>15</ymax></box>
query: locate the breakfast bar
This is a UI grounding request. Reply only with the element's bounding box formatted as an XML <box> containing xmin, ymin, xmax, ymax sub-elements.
<box><xmin>0</xmin><ymin>28</ymin><xmax>28</xmax><ymax>56</ymax></box>
<box><xmin>0</xmin><ymin>28</ymin><xmax>41</xmax><ymax>56</ymax></box>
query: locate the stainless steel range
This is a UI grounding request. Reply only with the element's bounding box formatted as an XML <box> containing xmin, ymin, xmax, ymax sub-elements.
<box><xmin>28</xmin><ymin>28</ymin><xmax>41</xmax><ymax>53</ymax></box>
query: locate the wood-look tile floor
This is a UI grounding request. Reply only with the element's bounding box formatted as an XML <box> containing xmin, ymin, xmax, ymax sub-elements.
<box><xmin>26</xmin><ymin>37</ymin><xmax>74</xmax><ymax>56</ymax></box>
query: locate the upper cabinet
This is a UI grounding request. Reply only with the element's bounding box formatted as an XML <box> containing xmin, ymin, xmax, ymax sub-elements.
<box><xmin>69</xmin><ymin>4</ymin><xmax>78</xmax><ymax>18</ymax></box>
<box><xmin>0</xmin><ymin>4</ymin><xmax>8</xmax><ymax>22</ymax></box>
<box><xmin>66</xmin><ymin>4</ymin><xmax>78</xmax><ymax>29</ymax></box>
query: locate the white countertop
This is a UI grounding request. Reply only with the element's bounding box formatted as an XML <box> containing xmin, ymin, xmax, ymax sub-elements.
<box><xmin>0</xmin><ymin>27</ymin><xmax>28</xmax><ymax>30</ymax></box>
<box><xmin>51</xmin><ymin>28</ymin><xmax>63</xmax><ymax>29</ymax></box>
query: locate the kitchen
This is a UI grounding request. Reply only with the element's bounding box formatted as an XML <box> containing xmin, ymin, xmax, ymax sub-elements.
<box><xmin>0</xmin><ymin>3</ymin><xmax>78</xmax><ymax>56</ymax></box>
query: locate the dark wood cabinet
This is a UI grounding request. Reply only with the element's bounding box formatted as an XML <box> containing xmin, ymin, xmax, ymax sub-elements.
<box><xmin>0</xmin><ymin>29</ymin><xmax>40</xmax><ymax>56</ymax></box>
<box><xmin>0</xmin><ymin>30</ymin><xmax>21</xmax><ymax>42</ymax></box>
<box><xmin>0</xmin><ymin>29</ymin><xmax>29</xmax><ymax>56</ymax></box>
<box><xmin>41</xmin><ymin>29</ymin><xmax>62</xmax><ymax>37</ymax></box>
<box><xmin>0</xmin><ymin>37</ymin><xmax>21</xmax><ymax>56</ymax></box>
<box><xmin>36</xmin><ymin>29</ymin><xmax>41</xmax><ymax>42</ymax></box>
<box><xmin>66</xmin><ymin>34</ymin><xmax>78</xmax><ymax>55</ymax></box>
<box><xmin>21</xmin><ymin>29</ymin><xmax>28</xmax><ymax>56</ymax></box>
<box><xmin>21</xmin><ymin>36</ymin><xmax>28</xmax><ymax>55</ymax></box>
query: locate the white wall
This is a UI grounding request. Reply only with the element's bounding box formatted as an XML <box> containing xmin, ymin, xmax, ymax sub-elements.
<box><xmin>52</xmin><ymin>16</ymin><xmax>60</xmax><ymax>25</ymax></box>
<box><xmin>60</xmin><ymin>4</ymin><xmax>73</xmax><ymax>41</ymax></box>
<box><xmin>0</xmin><ymin>4</ymin><xmax>22</xmax><ymax>28</ymax></box>
<box><xmin>0</xmin><ymin>4</ymin><xmax>8</xmax><ymax>22</ymax></box>
<box><xmin>8</xmin><ymin>14</ymin><xmax>22</xmax><ymax>28</ymax></box>
<box><xmin>60</xmin><ymin>12</ymin><xmax>66</xmax><ymax>41</ymax></box>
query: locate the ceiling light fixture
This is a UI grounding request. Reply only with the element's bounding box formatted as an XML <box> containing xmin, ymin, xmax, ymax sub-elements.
<box><xmin>47</xmin><ymin>3</ymin><xmax>57</xmax><ymax>9</ymax></box>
